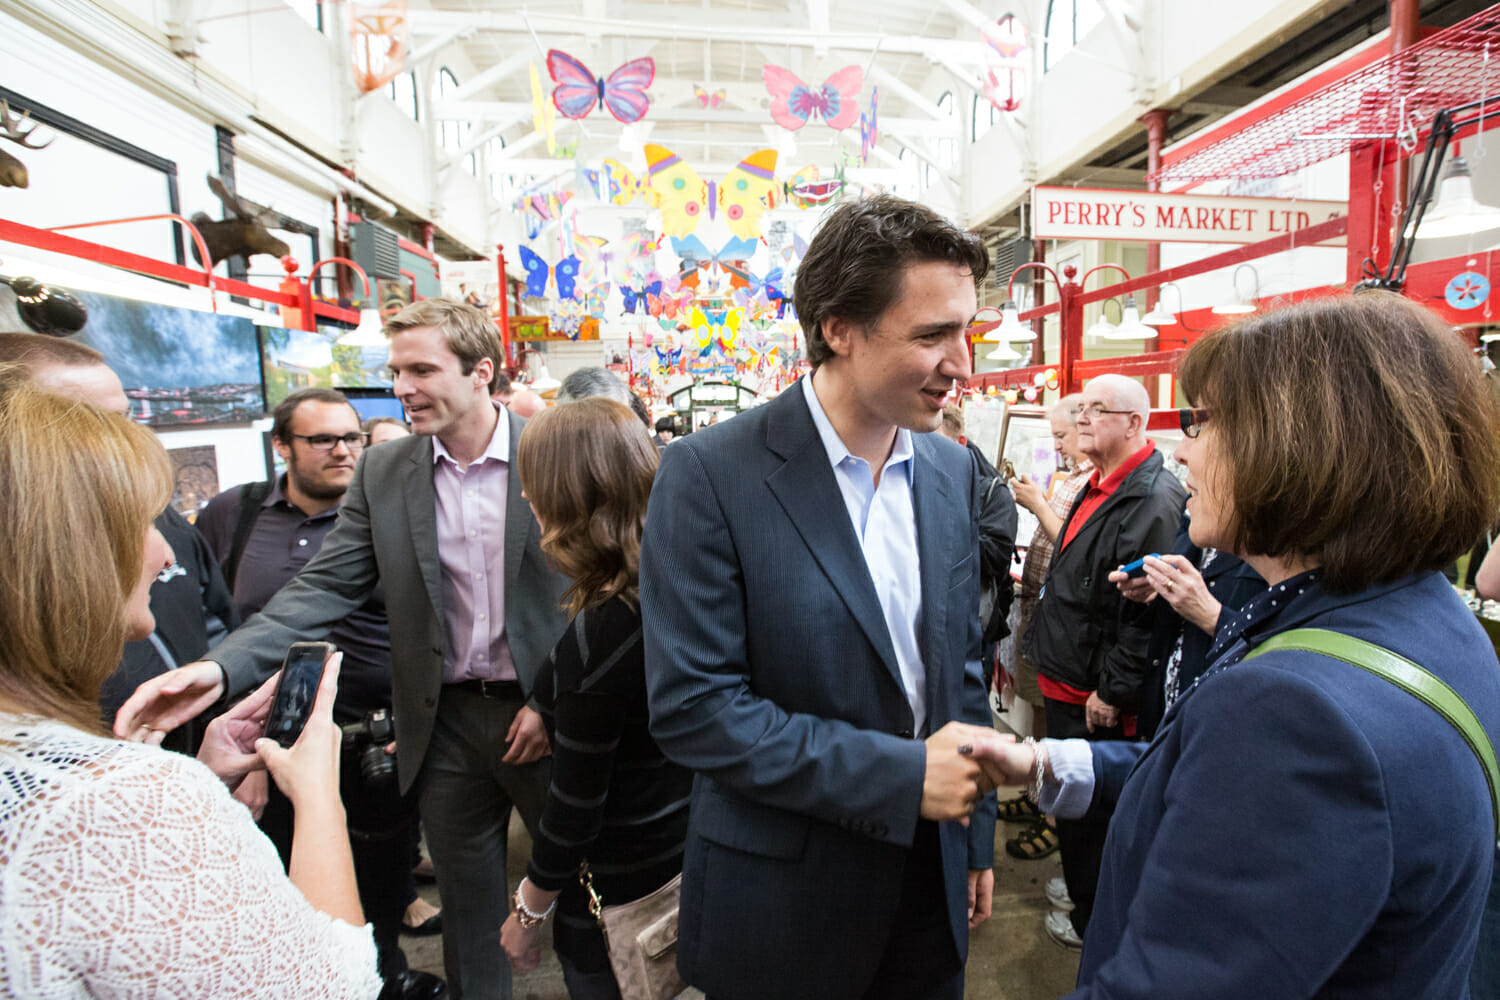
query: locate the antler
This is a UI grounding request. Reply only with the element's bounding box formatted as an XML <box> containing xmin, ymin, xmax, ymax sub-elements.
<box><xmin>0</xmin><ymin>102</ymin><xmax>53</xmax><ymax>150</ymax></box>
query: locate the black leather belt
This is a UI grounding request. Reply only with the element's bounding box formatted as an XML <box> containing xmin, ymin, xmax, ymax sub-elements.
<box><xmin>446</xmin><ymin>678</ymin><xmax>524</xmax><ymax>699</ymax></box>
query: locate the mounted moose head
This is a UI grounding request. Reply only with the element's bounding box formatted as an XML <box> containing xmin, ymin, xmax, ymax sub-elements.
<box><xmin>191</xmin><ymin>173</ymin><xmax>292</xmax><ymax>267</ymax></box>
<box><xmin>0</xmin><ymin>101</ymin><xmax>54</xmax><ymax>189</ymax></box>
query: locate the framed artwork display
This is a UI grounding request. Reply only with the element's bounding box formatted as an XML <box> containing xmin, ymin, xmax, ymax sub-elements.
<box><xmin>997</xmin><ymin>406</ymin><xmax>1057</xmax><ymax>548</ymax></box>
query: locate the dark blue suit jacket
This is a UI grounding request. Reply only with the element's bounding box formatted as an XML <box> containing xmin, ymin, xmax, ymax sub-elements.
<box><xmin>1076</xmin><ymin>572</ymin><xmax>1500</xmax><ymax>998</ymax></box>
<box><xmin>640</xmin><ymin>381</ymin><xmax>996</xmax><ymax>1000</ymax></box>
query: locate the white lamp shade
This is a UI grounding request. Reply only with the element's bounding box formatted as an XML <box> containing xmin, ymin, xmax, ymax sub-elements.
<box><xmin>1097</xmin><ymin>298</ymin><xmax>1156</xmax><ymax>340</ymax></box>
<box><xmin>998</xmin><ymin>301</ymin><xmax>1036</xmax><ymax>342</ymax></box>
<box><xmin>1085</xmin><ymin>316</ymin><xmax>1116</xmax><ymax>341</ymax></box>
<box><xmin>1140</xmin><ymin>301</ymin><xmax>1175</xmax><ymax>326</ymax></box>
<box><xmin>1418</xmin><ymin>157</ymin><xmax>1500</xmax><ymax>239</ymax></box>
<box><xmin>337</xmin><ymin>308</ymin><xmax>387</xmax><ymax>347</ymax></box>
<box><xmin>985</xmin><ymin>341</ymin><xmax>1022</xmax><ymax>361</ymax></box>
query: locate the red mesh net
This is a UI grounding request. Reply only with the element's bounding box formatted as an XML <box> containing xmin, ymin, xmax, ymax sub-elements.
<box><xmin>1152</xmin><ymin>4</ymin><xmax>1500</xmax><ymax>185</ymax></box>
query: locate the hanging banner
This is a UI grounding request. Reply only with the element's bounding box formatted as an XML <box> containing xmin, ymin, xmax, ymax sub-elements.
<box><xmin>1031</xmin><ymin>187</ymin><xmax>1346</xmax><ymax>245</ymax></box>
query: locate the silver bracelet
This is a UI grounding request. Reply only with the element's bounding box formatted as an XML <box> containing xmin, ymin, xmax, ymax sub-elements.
<box><xmin>1023</xmin><ymin>737</ymin><xmax>1049</xmax><ymax>805</ymax></box>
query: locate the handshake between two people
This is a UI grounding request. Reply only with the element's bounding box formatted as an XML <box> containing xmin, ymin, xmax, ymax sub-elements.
<box><xmin>918</xmin><ymin>721</ymin><xmax>1038</xmax><ymax>824</ymax></box>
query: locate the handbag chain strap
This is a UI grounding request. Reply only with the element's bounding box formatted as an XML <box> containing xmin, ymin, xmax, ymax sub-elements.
<box><xmin>578</xmin><ymin>860</ymin><xmax>606</xmax><ymax>922</ymax></box>
<box><xmin>1245</xmin><ymin>627</ymin><xmax>1500</xmax><ymax>845</ymax></box>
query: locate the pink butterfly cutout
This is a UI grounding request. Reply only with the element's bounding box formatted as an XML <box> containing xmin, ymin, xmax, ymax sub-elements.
<box><xmin>762</xmin><ymin>64</ymin><xmax>863</xmax><ymax>132</ymax></box>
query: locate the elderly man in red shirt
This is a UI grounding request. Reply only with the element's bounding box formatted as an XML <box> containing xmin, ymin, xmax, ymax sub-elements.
<box><xmin>1020</xmin><ymin>373</ymin><xmax>1184</xmax><ymax>949</ymax></box>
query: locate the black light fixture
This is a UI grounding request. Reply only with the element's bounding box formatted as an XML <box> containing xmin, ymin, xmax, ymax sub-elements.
<box><xmin>1360</xmin><ymin>99</ymin><xmax>1500</xmax><ymax>292</ymax></box>
<box><xmin>2</xmin><ymin>275</ymin><xmax>88</xmax><ymax>336</ymax></box>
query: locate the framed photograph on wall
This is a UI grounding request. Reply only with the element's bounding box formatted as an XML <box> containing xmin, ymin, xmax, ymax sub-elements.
<box><xmin>998</xmin><ymin>406</ymin><xmax>1057</xmax><ymax>548</ymax></box>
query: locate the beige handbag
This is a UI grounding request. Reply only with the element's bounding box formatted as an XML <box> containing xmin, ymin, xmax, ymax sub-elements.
<box><xmin>580</xmin><ymin>862</ymin><xmax>686</xmax><ymax>1000</ymax></box>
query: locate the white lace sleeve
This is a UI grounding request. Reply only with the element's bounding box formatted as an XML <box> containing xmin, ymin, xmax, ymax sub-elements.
<box><xmin>0</xmin><ymin>722</ymin><xmax>382</xmax><ymax>1000</ymax></box>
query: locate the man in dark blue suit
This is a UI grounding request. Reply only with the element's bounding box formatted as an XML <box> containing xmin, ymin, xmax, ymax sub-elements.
<box><xmin>640</xmin><ymin>195</ymin><xmax>999</xmax><ymax>1000</ymax></box>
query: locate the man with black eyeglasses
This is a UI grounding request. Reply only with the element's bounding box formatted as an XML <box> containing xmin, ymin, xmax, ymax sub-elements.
<box><xmin>195</xmin><ymin>386</ymin><xmax>445</xmax><ymax>1000</ymax></box>
<box><xmin>1019</xmin><ymin>373</ymin><xmax>1184</xmax><ymax>952</ymax></box>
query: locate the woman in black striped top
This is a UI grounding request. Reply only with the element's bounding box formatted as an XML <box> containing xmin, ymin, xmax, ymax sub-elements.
<box><xmin>501</xmin><ymin>397</ymin><xmax>692</xmax><ymax>1000</ymax></box>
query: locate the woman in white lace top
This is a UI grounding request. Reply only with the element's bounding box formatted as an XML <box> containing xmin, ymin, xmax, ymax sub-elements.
<box><xmin>0</xmin><ymin>378</ymin><xmax>381</xmax><ymax>999</ymax></box>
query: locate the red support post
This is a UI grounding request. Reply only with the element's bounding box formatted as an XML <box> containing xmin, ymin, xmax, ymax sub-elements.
<box><xmin>1347</xmin><ymin>141</ymin><xmax>1395</xmax><ymax>284</ymax></box>
<box><xmin>1030</xmin><ymin>239</ymin><xmax>1047</xmax><ymax>364</ymax></box>
<box><xmin>1059</xmin><ymin>266</ymin><xmax>1084</xmax><ymax>394</ymax></box>
<box><xmin>496</xmin><ymin>245</ymin><xmax>514</xmax><ymax>369</ymax></box>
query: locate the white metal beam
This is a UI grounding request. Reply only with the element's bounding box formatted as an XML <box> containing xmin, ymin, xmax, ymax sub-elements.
<box><xmin>869</xmin><ymin>65</ymin><xmax>944</xmax><ymax>120</ymax></box>
<box><xmin>451</xmin><ymin>51</ymin><xmax>533</xmax><ymax>101</ymax></box>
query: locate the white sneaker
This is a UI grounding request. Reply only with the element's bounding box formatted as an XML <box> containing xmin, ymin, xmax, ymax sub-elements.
<box><xmin>1045</xmin><ymin>909</ymin><xmax>1083</xmax><ymax>949</ymax></box>
<box><xmin>1044</xmin><ymin>876</ymin><xmax>1074</xmax><ymax>911</ymax></box>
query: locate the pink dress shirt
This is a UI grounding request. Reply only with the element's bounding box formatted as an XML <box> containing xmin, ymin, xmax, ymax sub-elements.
<box><xmin>432</xmin><ymin>402</ymin><xmax>516</xmax><ymax>683</ymax></box>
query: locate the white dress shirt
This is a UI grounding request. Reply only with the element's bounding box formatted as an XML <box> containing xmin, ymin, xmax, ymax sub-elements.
<box><xmin>802</xmin><ymin>375</ymin><xmax>929</xmax><ymax>735</ymax></box>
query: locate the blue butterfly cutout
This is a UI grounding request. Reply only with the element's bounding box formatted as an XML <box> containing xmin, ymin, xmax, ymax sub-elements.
<box><xmin>519</xmin><ymin>245</ymin><xmax>581</xmax><ymax>300</ymax></box>
<box><xmin>621</xmin><ymin>280</ymin><xmax>663</xmax><ymax>315</ymax></box>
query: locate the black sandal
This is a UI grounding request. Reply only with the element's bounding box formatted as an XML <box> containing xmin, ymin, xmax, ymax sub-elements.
<box><xmin>1005</xmin><ymin>819</ymin><xmax>1059</xmax><ymax>860</ymax></box>
<box><xmin>997</xmin><ymin>795</ymin><xmax>1041</xmax><ymax>823</ymax></box>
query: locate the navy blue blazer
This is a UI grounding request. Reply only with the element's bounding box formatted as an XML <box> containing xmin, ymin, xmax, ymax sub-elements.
<box><xmin>640</xmin><ymin>381</ymin><xmax>996</xmax><ymax>1000</ymax></box>
<box><xmin>1075</xmin><ymin>572</ymin><xmax>1500</xmax><ymax>998</ymax></box>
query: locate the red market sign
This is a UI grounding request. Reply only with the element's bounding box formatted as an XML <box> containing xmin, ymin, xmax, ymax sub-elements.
<box><xmin>1032</xmin><ymin>186</ymin><xmax>1346</xmax><ymax>245</ymax></box>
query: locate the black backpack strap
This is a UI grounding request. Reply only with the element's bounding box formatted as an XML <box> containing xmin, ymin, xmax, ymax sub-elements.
<box><xmin>224</xmin><ymin>480</ymin><xmax>274</xmax><ymax>591</ymax></box>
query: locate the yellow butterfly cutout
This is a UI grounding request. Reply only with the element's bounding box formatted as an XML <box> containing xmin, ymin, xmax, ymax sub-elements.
<box><xmin>601</xmin><ymin>159</ymin><xmax>656</xmax><ymax>207</ymax></box>
<box><xmin>644</xmin><ymin>145</ymin><xmax>778</xmax><ymax>240</ymax></box>
<box><xmin>530</xmin><ymin>63</ymin><xmax>557</xmax><ymax>156</ymax></box>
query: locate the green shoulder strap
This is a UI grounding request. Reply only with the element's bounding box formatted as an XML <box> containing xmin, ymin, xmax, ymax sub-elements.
<box><xmin>1246</xmin><ymin>627</ymin><xmax>1500</xmax><ymax>845</ymax></box>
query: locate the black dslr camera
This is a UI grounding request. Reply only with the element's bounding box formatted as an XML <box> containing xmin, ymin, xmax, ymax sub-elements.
<box><xmin>340</xmin><ymin>708</ymin><xmax>396</xmax><ymax>787</ymax></box>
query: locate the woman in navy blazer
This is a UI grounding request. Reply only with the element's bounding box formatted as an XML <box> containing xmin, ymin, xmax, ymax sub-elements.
<box><xmin>974</xmin><ymin>292</ymin><xmax>1500</xmax><ymax>998</ymax></box>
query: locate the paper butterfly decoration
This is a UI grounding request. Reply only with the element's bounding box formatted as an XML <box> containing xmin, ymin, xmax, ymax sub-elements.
<box><xmin>547</xmin><ymin>49</ymin><xmax>655</xmax><ymax>123</ymax></box>
<box><xmin>621</xmin><ymin>278</ymin><xmax>663</xmax><ymax>315</ymax></box>
<box><xmin>694</xmin><ymin>85</ymin><xmax>726</xmax><ymax>109</ymax></box>
<box><xmin>687</xmin><ymin>306</ymin><xmax>744</xmax><ymax>353</ymax></box>
<box><xmin>859</xmin><ymin>88</ymin><xmax>879</xmax><ymax>164</ymax></box>
<box><xmin>518</xmin><ymin>246</ymin><xmax>581</xmax><ymax>301</ymax></box>
<box><xmin>775</xmin><ymin>165</ymin><xmax>844</xmax><ymax>209</ymax></box>
<box><xmin>645</xmin><ymin>145</ymin><xmax>778</xmax><ymax>239</ymax></box>
<box><xmin>529</xmin><ymin>62</ymin><xmax>557</xmax><ymax>155</ymax></box>
<box><xmin>596</xmin><ymin>159</ymin><xmax>655</xmax><ymax>206</ymax></box>
<box><xmin>733</xmin><ymin>288</ymin><xmax>780</xmax><ymax>323</ymax></box>
<box><xmin>763</xmin><ymin>64</ymin><xmax>864</xmax><ymax>132</ymax></box>
<box><xmin>648</xmin><ymin>286</ymin><xmax>694</xmax><ymax>321</ymax></box>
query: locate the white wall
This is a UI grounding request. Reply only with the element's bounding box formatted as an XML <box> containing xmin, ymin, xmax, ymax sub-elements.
<box><xmin>965</xmin><ymin>0</ymin><xmax>1331</xmax><ymax>226</ymax></box>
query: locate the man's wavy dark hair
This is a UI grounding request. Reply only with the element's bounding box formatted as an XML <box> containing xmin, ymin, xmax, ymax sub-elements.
<box><xmin>792</xmin><ymin>194</ymin><xmax>990</xmax><ymax>368</ymax></box>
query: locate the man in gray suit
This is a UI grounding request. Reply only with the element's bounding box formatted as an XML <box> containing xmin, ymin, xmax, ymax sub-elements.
<box><xmin>116</xmin><ymin>299</ymin><xmax>568</xmax><ymax>1000</ymax></box>
<box><xmin>640</xmin><ymin>195</ymin><xmax>998</xmax><ymax>1000</ymax></box>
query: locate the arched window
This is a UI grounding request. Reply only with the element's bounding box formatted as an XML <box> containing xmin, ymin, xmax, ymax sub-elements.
<box><xmin>972</xmin><ymin>92</ymin><xmax>1002</xmax><ymax>141</ymax></box>
<box><xmin>286</xmin><ymin>0</ymin><xmax>320</xmax><ymax>30</ymax></box>
<box><xmin>1044</xmin><ymin>0</ymin><xmax>1105</xmax><ymax>72</ymax></box>
<box><xmin>435</xmin><ymin>68</ymin><xmax>477</xmax><ymax>175</ymax></box>
<box><xmin>485</xmin><ymin>136</ymin><xmax>508</xmax><ymax>200</ymax></box>
<box><xmin>936</xmin><ymin>91</ymin><xmax>957</xmax><ymax>172</ymax></box>
<box><xmin>385</xmin><ymin>72</ymin><xmax>417</xmax><ymax>121</ymax></box>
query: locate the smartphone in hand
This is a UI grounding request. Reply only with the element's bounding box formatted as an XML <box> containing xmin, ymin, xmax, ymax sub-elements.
<box><xmin>1119</xmin><ymin>555</ymin><xmax>1163</xmax><ymax>579</ymax></box>
<box><xmin>264</xmin><ymin>642</ymin><xmax>335</xmax><ymax>747</ymax></box>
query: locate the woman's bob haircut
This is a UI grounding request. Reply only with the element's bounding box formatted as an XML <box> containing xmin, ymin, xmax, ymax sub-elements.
<box><xmin>516</xmin><ymin>397</ymin><xmax>658</xmax><ymax>616</ymax></box>
<box><xmin>0</xmin><ymin>374</ymin><xmax>172</xmax><ymax>730</ymax></box>
<box><xmin>1178</xmin><ymin>290</ymin><xmax>1500</xmax><ymax>593</ymax></box>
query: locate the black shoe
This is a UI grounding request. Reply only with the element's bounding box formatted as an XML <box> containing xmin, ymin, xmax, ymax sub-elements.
<box><xmin>396</xmin><ymin>970</ymin><xmax>447</xmax><ymax>1000</ymax></box>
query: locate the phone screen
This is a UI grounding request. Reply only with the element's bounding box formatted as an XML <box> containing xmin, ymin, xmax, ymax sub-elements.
<box><xmin>264</xmin><ymin>642</ymin><xmax>332</xmax><ymax>748</ymax></box>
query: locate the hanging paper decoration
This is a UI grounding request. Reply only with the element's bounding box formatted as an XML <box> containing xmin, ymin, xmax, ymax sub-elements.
<box><xmin>621</xmin><ymin>277</ymin><xmax>663</xmax><ymax>315</ymax></box>
<box><xmin>518</xmin><ymin>246</ymin><xmax>581</xmax><ymax>300</ymax></box>
<box><xmin>763</xmin><ymin>64</ymin><xmax>863</xmax><ymax>132</ymax></box>
<box><xmin>773</xmin><ymin>165</ymin><xmax>844</xmax><ymax>209</ymax></box>
<box><xmin>858</xmin><ymin>88</ymin><xmax>879</xmax><ymax>165</ymax></box>
<box><xmin>547</xmin><ymin>50</ymin><xmax>656</xmax><ymax>124</ymax></box>
<box><xmin>530</xmin><ymin>62</ymin><xmax>557</xmax><ymax>155</ymax></box>
<box><xmin>980</xmin><ymin>14</ymin><xmax>1028</xmax><ymax>113</ymax></box>
<box><xmin>645</xmin><ymin>145</ymin><xmax>778</xmax><ymax>239</ymax></box>
<box><xmin>349</xmin><ymin>0</ymin><xmax>407</xmax><ymax>94</ymax></box>
<box><xmin>597</xmin><ymin>159</ymin><xmax>655</xmax><ymax>206</ymax></box>
<box><xmin>687</xmin><ymin>306</ymin><xmax>743</xmax><ymax>353</ymax></box>
<box><xmin>671</xmin><ymin>235</ymin><xmax>759</xmax><ymax>283</ymax></box>
<box><xmin>734</xmin><ymin>288</ymin><xmax>780</xmax><ymax>322</ymax></box>
<box><xmin>648</xmin><ymin>283</ymin><xmax>694</xmax><ymax>320</ymax></box>
<box><xmin>694</xmin><ymin>85</ymin><xmax>727</xmax><ymax>109</ymax></box>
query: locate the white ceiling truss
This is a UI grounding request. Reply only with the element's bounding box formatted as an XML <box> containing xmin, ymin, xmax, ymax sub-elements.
<box><xmin>396</xmin><ymin>0</ymin><xmax>1037</xmax><ymax>200</ymax></box>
